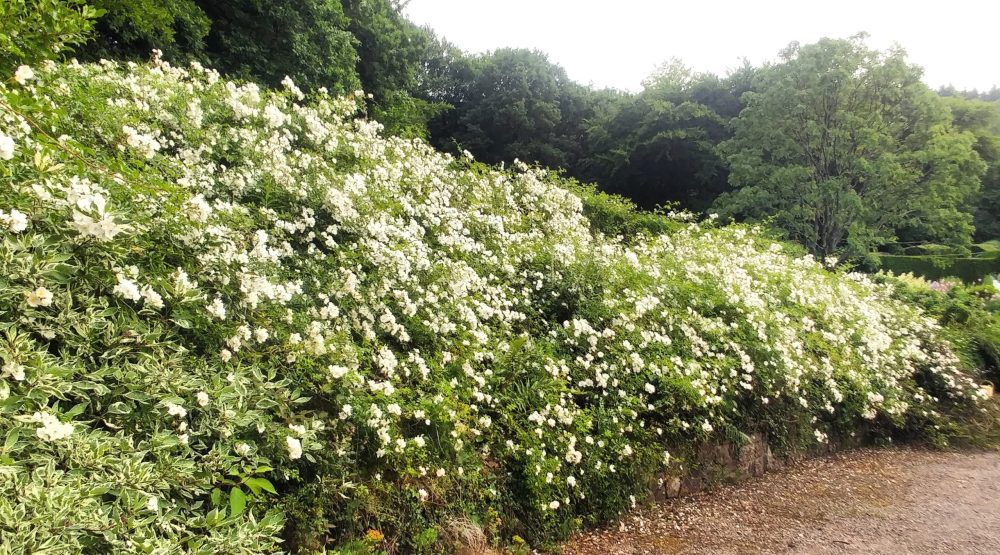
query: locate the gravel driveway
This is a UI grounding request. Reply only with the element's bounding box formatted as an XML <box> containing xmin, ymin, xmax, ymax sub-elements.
<box><xmin>561</xmin><ymin>448</ymin><xmax>1000</xmax><ymax>554</ymax></box>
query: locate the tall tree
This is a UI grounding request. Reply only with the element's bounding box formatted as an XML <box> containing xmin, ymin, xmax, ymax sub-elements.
<box><xmin>86</xmin><ymin>0</ymin><xmax>210</xmax><ymax>61</ymax></box>
<box><xmin>342</xmin><ymin>0</ymin><xmax>446</xmax><ymax>137</ymax></box>
<box><xmin>716</xmin><ymin>36</ymin><xmax>985</xmax><ymax>262</ymax></box>
<box><xmin>942</xmin><ymin>96</ymin><xmax>1000</xmax><ymax>240</ymax></box>
<box><xmin>195</xmin><ymin>0</ymin><xmax>359</xmax><ymax>92</ymax></box>
<box><xmin>426</xmin><ymin>48</ymin><xmax>585</xmax><ymax>169</ymax></box>
<box><xmin>578</xmin><ymin>62</ymin><xmax>745</xmax><ymax>210</ymax></box>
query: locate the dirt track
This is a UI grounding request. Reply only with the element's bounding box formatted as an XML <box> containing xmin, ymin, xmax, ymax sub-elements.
<box><xmin>561</xmin><ymin>448</ymin><xmax>1000</xmax><ymax>554</ymax></box>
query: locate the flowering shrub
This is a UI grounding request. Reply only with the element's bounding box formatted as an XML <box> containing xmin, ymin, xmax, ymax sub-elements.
<box><xmin>879</xmin><ymin>273</ymin><xmax>999</xmax><ymax>392</ymax></box>
<box><xmin>0</xmin><ymin>56</ymin><xmax>985</xmax><ymax>553</ymax></box>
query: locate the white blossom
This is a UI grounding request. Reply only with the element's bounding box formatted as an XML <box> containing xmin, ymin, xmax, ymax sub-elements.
<box><xmin>32</xmin><ymin>412</ymin><xmax>73</xmax><ymax>441</ymax></box>
<box><xmin>26</xmin><ymin>287</ymin><xmax>53</xmax><ymax>307</ymax></box>
<box><xmin>1</xmin><ymin>208</ymin><xmax>28</xmax><ymax>232</ymax></box>
<box><xmin>0</xmin><ymin>134</ymin><xmax>14</xmax><ymax>160</ymax></box>
<box><xmin>1</xmin><ymin>361</ymin><xmax>25</xmax><ymax>381</ymax></box>
<box><xmin>286</xmin><ymin>436</ymin><xmax>302</xmax><ymax>459</ymax></box>
<box><xmin>13</xmin><ymin>65</ymin><xmax>34</xmax><ymax>85</ymax></box>
<box><xmin>113</xmin><ymin>275</ymin><xmax>142</xmax><ymax>302</ymax></box>
<box><xmin>207</xmin><ymin>297</ymin><xmax>227</xmax><ymax>320</ymax></box>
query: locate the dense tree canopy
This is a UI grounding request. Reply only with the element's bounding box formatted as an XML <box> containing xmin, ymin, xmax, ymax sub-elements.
<box><xmin>30</xmin><ymin>0</ymin><xmax>1000</xmax><ymax>257</ymax></box>
<box><xmin>425</xmin><ymin>48</ymin><xmax>587</xmax><ymax>169</ymax></box>
<box><xmin>576</xmin><ymin>63</ymin><xmax>747</xmax><ymax>210</ymax></box>
<box><xmin>942</xmin><ymin>96</ymin><xmax>1000</xmax><ymax>240</ymax></box>
<box><xmin>87</xmin><ymin>0</ymin><xmax>209</xmax><ymax>61</ymax></box>
<box><xmin>715</xmin><ymin>36</ymin><xmax>986</xmax><ymax>261</ymax></box>
<box><xmin>196</xmin><ymin>0</ymin><xmax>360</xmax><ymax>91</ymax></box>
<box><xmin>81</xmin><ymin>0</ymin><xmax>360</xmax><ymax>91</ymax></box>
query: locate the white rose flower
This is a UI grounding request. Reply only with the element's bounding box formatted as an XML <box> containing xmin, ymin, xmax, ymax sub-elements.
<box><xmin>286</xmin><ymin>436</ymin><xmax>303</xmax><ymax>459</ymax></box>
<box><xmin>33</xmin><ymin>412</ymin><xmax>73</xmax><ymax>441</ymax></box>
<box><xmin>0</xmin><ymin>134</ymin><xmax>14</xmax><ymax>160</ymax></box>
<box><xmin>13</xmin><ymin>65</ymin><xmax>34</xmax><ymax>85</ymax></box>
<box><xmin>1</xmin><ymin>208</ymin><xmax>28</xmax><ymax>232</ymax></box>
<box><xmin>26</xmin><ymin>286</ymin><xmax>53</xmax><ymax>307</ymax></box>
<box><xmin>140</xmin><ymin>285</ymin><xmax>164</xmax><ymax>309</ymax></box>
<box><xmin>207</xmin><ymin>297</ymin><xmax>227</xmax><ymax>320</ymax></box>
<box><xmin>113</xmin><ymin>275</ymin><xmax>142</xmax><ymax>302</ymax></box>
<box><xmin>254</xmin><ymin>328</ymin><xmax>269</xmax><ymax>343</ymax></box>
<box><xmin>1</xmin><ymin>361</ymin><xmax>26</xmax><ymax>381</ymax></box>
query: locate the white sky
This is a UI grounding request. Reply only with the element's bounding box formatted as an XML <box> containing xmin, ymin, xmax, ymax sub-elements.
<box><xmin>404</xmin><ymin>0</ymin><xmax>998</xmax><ymax>93</ymax></box>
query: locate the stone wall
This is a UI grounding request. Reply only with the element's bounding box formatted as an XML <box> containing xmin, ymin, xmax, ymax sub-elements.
<box><xmin>650</xmin><ymin>433</ymin><xmax>784</xmax><ymax>501</ymax></box>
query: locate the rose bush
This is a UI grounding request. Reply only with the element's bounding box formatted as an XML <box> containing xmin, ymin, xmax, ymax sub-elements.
<box><xmin>0</xmin><ymin>55</ymin><xmax>984</xmax><ymax>553</ymax></box>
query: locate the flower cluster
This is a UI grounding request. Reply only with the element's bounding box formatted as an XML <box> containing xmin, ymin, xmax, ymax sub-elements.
<box><xmin>0</xmin><ymin>58</ymin><xmax>982</xmax><ymax>553</ymax></box>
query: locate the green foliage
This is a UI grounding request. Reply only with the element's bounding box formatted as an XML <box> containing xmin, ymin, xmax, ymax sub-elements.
<box><xmin>716</xmin><ymin>35</ymin><xmax>986</xmax><ymax>262</ymax></box>
<box><xmin>80</xmin><ymin>0</ymin><xmax>448</xmax><ymax>135</ymax></box>
<box><xmin>195</xmin><ymin>0</ymin><xmax>360</xmax><ymax>91</ymax></box>
<box><xmin>86</xmin><ymin>0</ymin><xmax>210</xmax><ymax>61</ymax></box>
<box><xmin>566</xmin><ymin>180</ymin><xmax>683</xmax><ymax>240</ymax></box>
<box><xmin>941</xmin><ymin>96</ymin><xmax>1000</xmax><ymax>241</ymax></box>
<box><xmin>877</xmin><ymin>253</ymin><xmax>1000</xmax><ymax>283</ymax></box>
<box><xmin>578</xmin><ymin>62</ymin><xmax>745</xmax><ymax>211</ymax></box>
<box><xmin>910</xmin><ymin>243</ymin><xmax>970</xmax><ymax>256</ymax></box>
<box><xmin>427</xmin><ymin>48</ymin><xmax>595</xmax><ymax>170</ymax></box>
<box><xmin>0</xmin><ymin>0</ymin><xmax>101</xmax><ymax>73</ymax></box>
<box><xmin>974</xmin><ymin>240</ymin><xmax>1000</xmax><ymax>253</ymax></box>
<box><xmin>343</xmin><ymin>0</ymin><xmax>445</xmax><ymax>137</ymax></box>
<box><xmin>880</xmin><ymin>274</ymin><xmax>1000</xmax><ymax>386</ymax></box>
<box><xmin>0</xmin><ymin>58</ymin><xmax>985</xmax><ymax>552</ymax></box>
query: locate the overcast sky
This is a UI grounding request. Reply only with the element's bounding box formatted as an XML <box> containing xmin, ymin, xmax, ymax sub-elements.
<box><xmin>404</xmin><ymin>0</ymin><xmax>998</xmax><ymax>93</ymax></box>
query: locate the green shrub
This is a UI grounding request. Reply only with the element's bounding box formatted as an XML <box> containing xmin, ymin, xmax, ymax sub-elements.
<box><xmin>566</xmin><ymin>181</ymin><xmax>683</xmax><ymax>240</ymax></box>
<box><xmin>0</xmin><ymin>0</ymin><xmax>101</xmax><ymax>73</ymax></box>
<box><xmin>973</xmin><ymin>240</ymin><xmax>1000</xmax><ymax>253</ymax></box>
<box><xmin>0</xmin><ymin>58</ymin><xmax>986</xmax><ymax>553</ymax></box>
<box><xmin>880</xmin><ymin>274</ymin><xmax>1000</xmax><ymax>386</ymax></box>
<box><xmin>902</xmin><ymin>243</ymin><xmax>968</xmax><ymax>256</ymax></box>
<box><xmin>878</xmin><ymin>253</ymin><xmax>1000</xmax><ymax>283</ymax></box>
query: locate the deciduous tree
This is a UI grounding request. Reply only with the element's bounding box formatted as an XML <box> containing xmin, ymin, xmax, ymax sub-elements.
<box><xmin>716</xmin><ymin>36</ymin><xmax>985</xmax><ymax>262</ymax></box>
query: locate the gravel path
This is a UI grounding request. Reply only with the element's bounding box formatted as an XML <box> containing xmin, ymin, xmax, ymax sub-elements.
<box><xmin>561</xmin><ymin>448</ymin><xmax>1000</xmax><ymax>554</ymax></box>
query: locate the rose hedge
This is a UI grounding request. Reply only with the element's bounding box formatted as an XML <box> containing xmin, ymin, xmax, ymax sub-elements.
<box><xmin>0</xmin><ymin>57</ymin><xmax>984</xmax><ymax>553</ymax></box>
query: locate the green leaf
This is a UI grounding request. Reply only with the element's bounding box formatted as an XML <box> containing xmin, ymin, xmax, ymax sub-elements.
<box><xmin>3</xmin><ymin>429</ymin><xmax>18</xmax><ymax>451</ymax></box>
<box><xmin>229</xmin><ymin>487</ymin><xmax>246</xmax><ymax>517</ymax></box>
<box><xmin>107</xmin><ymin>401</ymin><xmax>131</xmax><ymax>415</ymax></box>
<box><xmin>124</xmin><ymin>391</ymin><xmax>150</xmax><ymax>402</ymax></box>
<box><xmin>205</xmin><ymin>507</ymin><xmax>226</xmax><ymax>527</ymax></box>
<box><xmin>88</xmin><ymin>486</ymin><xmax>110</xmax><ymax>496</ymax></box>
<box><xmin>244</xmin><ymin>477</ymin><xmax>276</xmax><ymax>495</ymax></box>
<box><xmin>64</xmin><ymin>401</ymin><xmax>88</xmax><ymax>418</ymax></box>
<box><xmin>42</xmin><ymin>263</ymin><xmax>77</xmax><ymax>284</ymax></box>
<box><xmin>211</xmin><ymin>487</ymin><xmax>222</xmax><ymax>507</ymax></box>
